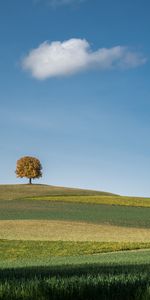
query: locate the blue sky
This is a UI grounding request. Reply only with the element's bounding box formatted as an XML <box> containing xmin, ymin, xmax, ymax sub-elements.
<box><xmin>0</xmin><ymin>0</ymin><xmax>150</xmax><ymax>196</ymax></box>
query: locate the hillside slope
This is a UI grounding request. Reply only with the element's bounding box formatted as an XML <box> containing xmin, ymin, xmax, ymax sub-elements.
<box><xmin>0</xmin><ymin>184</ymin><xmax>117</xmax><ymax>200</ymax></box>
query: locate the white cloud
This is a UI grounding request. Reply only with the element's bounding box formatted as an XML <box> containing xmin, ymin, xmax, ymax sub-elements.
<box><xmin>22</xmin><ymin>38</ymin><xmax>146</xmax><ymax>80</ymax></box>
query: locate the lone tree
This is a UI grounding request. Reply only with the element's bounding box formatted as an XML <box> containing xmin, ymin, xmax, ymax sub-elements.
<box><xmin>15</xmin><ymin>156</ymin><xmax>42</xmax><ymax>184</ymax></box>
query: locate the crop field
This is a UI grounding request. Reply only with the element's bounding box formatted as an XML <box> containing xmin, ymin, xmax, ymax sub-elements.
<box><xmin>1</xmin><ymin>184</ymin><xmax>150</xmax><ymax>299</ymax></box>
<box><xmin>1</xmin><ymin>240</ymin><xmax>150</xmax><ymax>268</ymax></box>
<box><xmin>1</xmin><ymin>199</ymin><xmax>150</xmax><ymax>227</ymax></box>
<box><xmin>0</xmin><ymin>184</ymin><xmax>115</xmax><ymax>200</ymax></box>
<box><xmin>1</xmin><ymin>220</ymin><xmax>150</xmax><ymax>242</ymax></box>
<box><xmin>26</xmin><ymin>194</ymin><xmax>150</xmax><ymax>207</ymax></box>
<box><xmin>1</xmin><ymin>250</ymin><xmax>150</xmax><ymax>300</ymax></box>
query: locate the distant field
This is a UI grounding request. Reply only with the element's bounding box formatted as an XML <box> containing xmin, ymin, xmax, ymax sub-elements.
<box><xmin>0</xmin><ymin>184</ymin><xmax>116</xmax><ymax>200</ymax></box>
<box><xmin>1</xmin><ymin>199</ymin><xmax>150</xmax><ymax>228</ymax></box>
<box><xmin>1</xmin><ymin>220</ymin><xmax>150</xmax><ymax>242</ymax></box>
<box><xmin>1</xmin><ymin>184</ymin><xmax>150</xmax><ymax>208</ymax></box>
<box><xmin>26</xmin><ymin>195</ymin><xmax>150</xmax><ymax>207</ymax></box>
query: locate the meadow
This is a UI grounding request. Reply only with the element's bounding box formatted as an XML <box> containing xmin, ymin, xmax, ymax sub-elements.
<box><xmin>27</xmin><ymin>194</ymin><xmax>150</xmax><ymax>207</ymax></box>
<box><xmin>0</xmin><ymin>184</ymin><xmax>115</xmax><ymax>200</ymax></box>
<box><xmin>1</xmin><ymin>184</ymin><xmax>150</xmax><ymax>299</ymax></box>
<box><xmin>1</xmin><ymin>199</ymin><xmax>150</xmax><ymax>228</ymax></box>
<box><xmin>1</xmin><ymin>250</ymin><xmax>150</xmax><ymax>300</ymax></box>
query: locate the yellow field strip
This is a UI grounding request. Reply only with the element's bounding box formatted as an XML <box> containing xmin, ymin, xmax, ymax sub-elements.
<box><xmin>25</xmin><ymin>195</ymin><xmax>150</xmax><ymax>208</ymax></box>
<box><xmin>1</xmin><ymin>220</ymin><xmax>150</xmax><ymax>242</ymax></box>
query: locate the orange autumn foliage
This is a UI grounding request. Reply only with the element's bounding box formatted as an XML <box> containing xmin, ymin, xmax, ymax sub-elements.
<box><xmin>15</xmin><ymin>156</ymin><xmax>42</xmax><ymax>184</ymax></box>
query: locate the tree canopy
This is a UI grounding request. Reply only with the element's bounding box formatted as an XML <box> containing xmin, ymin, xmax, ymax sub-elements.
<box><xmin>15</xmin><ymin>156</ymin><xmax>42</xmax><ymax>184</ymax></box>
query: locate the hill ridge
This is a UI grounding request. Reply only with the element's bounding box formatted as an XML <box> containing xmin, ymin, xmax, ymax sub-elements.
<box><xmin>0</xmin><ymin>184</ymin><xmax>118</xmax><ymax>200</ymax></box>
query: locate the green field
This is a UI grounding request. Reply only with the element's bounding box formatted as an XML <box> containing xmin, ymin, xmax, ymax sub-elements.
<box><xmin>26</xmin><ymin>194</ymin><xmax>150</xmax><ymax>207</ymax></box>
<box><xmin>1</xmin><ymin>184</ymin><xmax>150</xmax><ymax>299</ymax></box>
<box><xmin>1</xmin><ymin>240</ymin><xmax>150</xmax><ymax>268</ymax></box>
<box><xmin>1</xmin><ymin>250</ymin><xmax>150</xmax><ymax>300</ymax></box>
<box><xmin>0</xmin><ymin>184</ymin><xmax>116</xmax><ymax>200</ymax></box>
<box><xmin>1</xmin><ymin>184</ymin><xmax>150</xmax><ymax>208</ymax></box>
<box><xmin>1</xmin><ymin>199</ymin><xmax>150</xmax><ymax>228</ymax></box>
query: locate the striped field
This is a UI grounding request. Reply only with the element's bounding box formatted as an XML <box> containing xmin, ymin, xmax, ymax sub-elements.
<box><xmin>1</xmin><ymin>184</ymin><xmax>150</xmax><ymax>299</ymax></box>
<box><xmin>1</xmin><ymin>220</ymin><xmax>150</xmax><ymax>242</ymax></box>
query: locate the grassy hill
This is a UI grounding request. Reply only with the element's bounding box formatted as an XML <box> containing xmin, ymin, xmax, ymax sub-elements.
<box><xmin>1</xmin><ymin>184</ymin><xmax>150</xmax><ymax>209</ymax></box>
<box><xmin>0</xmin><ymin>184</ymin><xmax>117</xmax><ymax>200</ymax></box>
<box><xmin>1</xmin><ymin>184</ymin><xmax>150</xmax><ymax>299</ymax></box>
<box><xmin>1</xmin><ymin>184</ymin><xmax>150</xmax><ymax>242</ymax></box>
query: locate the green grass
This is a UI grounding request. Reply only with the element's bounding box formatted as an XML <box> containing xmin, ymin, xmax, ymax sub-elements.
<box><xmin>1</xmin><ymin>184</ymin><xmax>150</xmax><ymax>209</ymax></box>
<box><xmin>26</xmin><ymin>195</ymin><xmax>150</xmax><ymax>208</ymax></box>
<box><xmin>1</xmin><ymin>240</ymin><xmax>150</xmax><ymax>268</ymax></box>
<box><xmin>0</xmin><ymin>184</ymin><xmax>116</xmax><ymax>200</ymax></box>
<box><xmin>0</xmin><ymin>272</ymin><xmax>149</xmax><ymax>300</ymax></box>
<box><xmin>1</xmin><ymin>199</ymin><xmax>150</xmax><ymax>228</ymax></box>
<box><xmin>1</xmin><ymin>249</ymin><xmax>150</xmax><ymax>270</ymax></box>
<box><xmin>1</xmin><ymin>184</ymin><xmax>150</xmax><ymax>299</ymax></box>
<box><xmin>1</xmin><ymin>251</ymin><xmax>150</xmax><ymax>299</ymax></box>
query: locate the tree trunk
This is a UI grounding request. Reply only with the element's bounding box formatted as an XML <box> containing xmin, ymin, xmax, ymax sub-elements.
<box><xmin>29</xmin><ymin>178</ymin><xmax>32</xmax><ymax>184</ymax></box>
